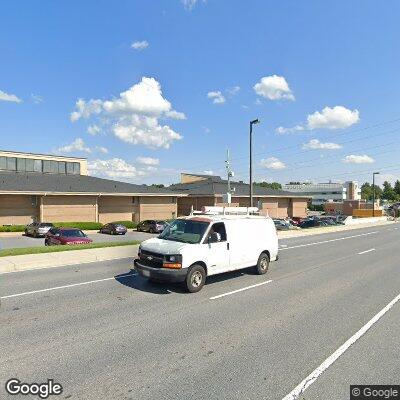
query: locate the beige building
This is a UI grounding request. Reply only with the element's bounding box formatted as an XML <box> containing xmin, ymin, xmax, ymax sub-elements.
<box><xmin>170</xmin><ymin>173</ymin><xmax>309</xmax><ymax>218</ymax></box>
<box><xmin>0</xmin><ymin>151</ymin><xmax>185</xmax><ymax>225</ymax></box>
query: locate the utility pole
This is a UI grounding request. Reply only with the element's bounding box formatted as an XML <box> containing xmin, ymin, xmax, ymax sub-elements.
<box><xmin>249</xmin><ymin>119</ymin><xmax>260</xmax><ymax>208</ymax></box>
<box><xmin>225</xmin><ymin>149</ymin><xmax>234</xmax><ymax>204</ymax></box>
<box><xmin>373</xmin><ymin>171</ymin><xmax>380</xmax><ymax>217</ymax></box>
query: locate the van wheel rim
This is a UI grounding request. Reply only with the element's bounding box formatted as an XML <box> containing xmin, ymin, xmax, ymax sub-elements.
<box><xmin>191</xmin><ymin>271</ymin><xmax>203</xmax><ymax>287</ymax></box>
<box><xmin>260</xmin><ymin>258</ymin><xmax>268</xmax><ymax>270</ymax></box>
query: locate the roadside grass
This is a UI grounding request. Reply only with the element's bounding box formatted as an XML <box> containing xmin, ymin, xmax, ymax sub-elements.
<box><xmin>0</xmin><ymin>240</ymin><xmax>140</xmax><ymax>257</ymax></box>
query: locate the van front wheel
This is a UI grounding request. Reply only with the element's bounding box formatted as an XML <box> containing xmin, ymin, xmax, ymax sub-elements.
<box><xmin>185</xmin><ymin>264</ymin><xmax>206</xmax><ymax>293</ymax></box>
<box><xmin>255</xmin><ymin>253</ymin><xmax>269</xmax><ymax>275</ymax></box>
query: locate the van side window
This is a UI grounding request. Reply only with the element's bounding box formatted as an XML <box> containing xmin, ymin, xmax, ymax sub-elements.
<box><xmin>208</xmin><ymin>222</ymin><xmax>227</xmax><ymax>242</ymax></box>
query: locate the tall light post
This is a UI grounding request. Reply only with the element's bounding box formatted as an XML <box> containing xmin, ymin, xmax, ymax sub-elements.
<box><xmin>249</xmin><ymin>119</ymin><xmax>260</xmax><ymax>208</ymax></box>
<box><xmin>372</xmin><ymin>172</ymin><xmax>380</xmax><ymax>217</ymax></box>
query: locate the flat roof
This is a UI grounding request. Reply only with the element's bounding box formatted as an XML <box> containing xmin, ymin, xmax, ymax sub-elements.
<box><xmin>0</xmin><ymin>172</ymin><xmax>186</xmax><ymax>196</ymax></box>
<box><xmin>0</xmin><ymin>149</ymin><xmax>87</xmax><ymax>161</ymax></box>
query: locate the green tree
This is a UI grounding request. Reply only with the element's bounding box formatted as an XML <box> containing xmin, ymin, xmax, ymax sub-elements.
<box><xmin>361</xmin><ymin>182</ymin><xmax>382</xmax><ymax>201</ymax></box>
<box><xmin>150</xmin><ymin>184</ymin><xmax>165</xmax><ymax>188</ymax></box>
<box><xmin>382</xmin><ymin>181</ymin><xmax>396</xmax><ymax>201</ymax></box>
<box><xmin>255</xmin><ymin>181</ymin><xmax>282</xmax><ymax>190</ymax></box>
<box><xmin>394</xmin><ymin>180</ymin><xmax>400</xmax><ymax>196</ymax></box>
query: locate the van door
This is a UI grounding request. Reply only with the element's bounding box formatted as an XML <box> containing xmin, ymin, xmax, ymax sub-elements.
<box><xmin>204</xmin><ymin>222</ymin><xmax>230</xmax><ymax>275</ymax></box>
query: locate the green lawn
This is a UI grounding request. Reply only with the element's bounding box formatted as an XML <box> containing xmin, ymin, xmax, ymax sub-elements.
<box><xmin>0</xmin><ymin>240</ymin><xmax>140</xmax><ymax>257</ymax></box>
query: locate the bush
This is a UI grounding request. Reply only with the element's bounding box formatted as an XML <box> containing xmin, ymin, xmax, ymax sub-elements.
<box><xmin>53</xmin><ymin>222</ymin><xmax>103</xmax><ymax>230</ymax></box>
<box><xmin>0</xmin><ymin>225</ymin><xmax>26</xmax><ymax>232</ymax></box>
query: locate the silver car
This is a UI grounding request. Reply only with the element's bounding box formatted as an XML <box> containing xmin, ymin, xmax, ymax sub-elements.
<box><xmin>25</xmin><ymin>222</ymin><xmax>54</xmax><ymax>238</ymax></box>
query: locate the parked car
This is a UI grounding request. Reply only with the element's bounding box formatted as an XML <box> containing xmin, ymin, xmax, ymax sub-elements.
<box><xmin>135</xmin><ymin>214</ymin><xmax>278</xmax><ymax>293</ymax></box>
<box><xmin>299</xmin><ymin>219</ymin><xmax>329</xmax><ymax>229</ymax></box>
<box><xmin>136</xmin><ymin>220</ymin><xmax>167</xmax><ymax>233</ymax></box>
<box><xmin>273</xmin><ymin>219</ymin><xmax>298</xmax><ymax>230</ymax></box>
<box><xmin>25</xmin><ymin>222</ymin><xmax>54</xmax><ymax>238</ymax></box>
<box><xmin>45</xmin><ymin>228</ymin><xmax>93</xmax><ymax>246</ymax></box>
<box><xmin>100</xmin><ymin>223</ymin><xmax>127</xmax><ymax>235</ymax></box>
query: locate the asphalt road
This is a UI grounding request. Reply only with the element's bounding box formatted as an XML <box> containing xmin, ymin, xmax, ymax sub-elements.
<box><xmin>0</xmin><ymin>230</ymin><xmax>155</xmax><ymax>249</ymax></box>
<box><xmin>1</xmin><ymin>223</ymin><xmax>399</xmax><ymax>399</ymax></box>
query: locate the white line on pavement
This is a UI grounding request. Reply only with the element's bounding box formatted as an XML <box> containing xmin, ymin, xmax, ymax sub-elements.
<box><xmin>210</xmin><ymin>280</ymin><xmax>273</xmax><ymax>300</ymax></box>
<box><xmin>358</xmin><ymin>248</ymin><xmax>375</xmax><ymax>255</ymax></box>
<box><xmin>282</xmin><ymin>291</ymin><xmax>400</xmax><ymax>400</ymax></box>
<box><xmin>0</xmin><ymin>272</ymin><xmax>137</xmax><ymax>299</ymax></box>
<box><xmin>279</xmin><ymin>231</ymin><xmax>378</xmax><ymax>251</ymax></box>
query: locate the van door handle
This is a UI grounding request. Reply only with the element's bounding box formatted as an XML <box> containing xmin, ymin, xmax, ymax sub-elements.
<box><xmin>227</xmin><ymin>242</ymin><xmax>230</xmax><ymax>250</ymax></box>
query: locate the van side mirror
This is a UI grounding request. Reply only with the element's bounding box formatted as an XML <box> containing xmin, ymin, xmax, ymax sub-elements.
<box><xmin>208</xmin><ymin>232</ymin><xmax>221</xmax><ymax>243</ymax></box>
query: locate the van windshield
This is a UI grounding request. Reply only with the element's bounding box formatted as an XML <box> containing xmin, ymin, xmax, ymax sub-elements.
<box><xmin>158</xmin><ymin>219</ymin><xmax>209</xmax><ymax>244</ymax></box>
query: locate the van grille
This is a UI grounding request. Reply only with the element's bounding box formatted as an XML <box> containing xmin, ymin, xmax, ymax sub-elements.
<box><xmin>139</xmin><ymin>249</ymin><xmax>164</xmax><ymax>268</ymax></box>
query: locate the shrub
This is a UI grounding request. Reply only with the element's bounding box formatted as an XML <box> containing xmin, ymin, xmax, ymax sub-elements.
<box><xmin>53</xmin><ymin>222</ymin><xmax>103</xmax><ymax>230</ymax></box>
<box><xmin>0</xmin><ymin>225</ymin><xmax>26</xmax><ymax>232</ymax></box>
<box><xmin>110</xmin><ymin>221</ymin><xmax>137</xmax><ymax>229</ymax></box>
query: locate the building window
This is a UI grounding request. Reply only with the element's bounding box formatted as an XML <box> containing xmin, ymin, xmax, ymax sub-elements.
<box><xmin>34</xmin><ymin>159</ymin><xmax>42</xmax><ymax>173</ymax></box>
<box><xmin>0</xmin><ymin>156</ymin><xmax>6</xmax><ymax>170</ymax></box>
<box><xmin>132</xmin><ymin>197</ymin><xmax>139</xmax><ymax>205</ymax></box>
<box><xmin>31</xmin><ymin>196</ymin><xmax>37</xmax><ymax>206</ymax></box>
<box><xmin>171</xmin><ymin>196</ymin><xmax>177</xmax><ymax>203</ymax></box>
<box><xmin>17</xmin><ymin>158</ymin><xmax>26</xmax><ymax>171</ymax></box>
<box><xmin>58</xmin><ymin>161</ymin><xmax>66</xmax><ymax>174</ymax></box>
<box><xmin>43</xmin><ymin>160</ymin><xmax>51</xmax><ymax>173</ymax></box>
<box><xmin>66</xmin><ymin>162</ymin><xmax>74</xmax><ymax>174</ymax></box>
<box><xmin>26</xmin><ymin>159</ymin><xmax>34</xmax><ymax>172</ymax></box>
<box><xmin>6</xmin><ymin>157</ymin><xmax>16</xmax><ymax>171</ymax></box>
<box><xmin>50</xmin><ymin>160</ymin><xmax>58</xmax><ymax>174</ymax></box>
<box><xmin>72</xmin><ymin>162</ymin><xmax>80</xmax><ymax>175</ymax></box>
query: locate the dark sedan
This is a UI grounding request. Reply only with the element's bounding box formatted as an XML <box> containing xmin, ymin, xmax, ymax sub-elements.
<box><xmin>100</xmin><ymin>223</ymin><xmax>127</xmax><ymax>235</ymax></box>
<box><xmin>299</xmin><ymin>219</ymin><xmax>329</xmax><ymax>229</ymax></box>
<box><xmin>45</xmin><ymin>228</ymin><xmax>93</xmax><ymax>246</ymax></box>
<box><xmin>136</xmin><ymin>220</ymin><xmax>167</xmax><ymax>233</ymax></box>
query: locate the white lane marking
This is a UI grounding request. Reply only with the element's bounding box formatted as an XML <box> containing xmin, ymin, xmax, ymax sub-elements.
<box><xmin>282</xmin><ymin>291</ymin><xmax>400</xmax><ymax>400</ymax></box>
<box><xmin>358</xmin><ymin>248</ymin><xmax>375</xmax><ymax>255</ymax></box>
<box><xmin>210</xmin><ymin>280</ymin><xmax>273</xmax><ymax>300</ymax></box>
<box><xmin>279</xmin><ymin>231</ymin><xmax>378</xmax><ymax>251</ymax></box>
<box><xmin>0</xmin><ymin>272</ymin><xmax>137</xmax><ymax>299</ymax></box>
<box><xmin>394</xmin><ymin>228</ymin><xmax>398</xmax><ymax>230</ymax></box>
<box><xmin>280</xmin><ymin>244</ymin><xmax>288</xmax><ymax>248</ymax></box>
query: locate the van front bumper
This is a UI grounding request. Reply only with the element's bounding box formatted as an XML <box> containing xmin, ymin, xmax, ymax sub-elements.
<box><xmin>134</xmin><ymin>259</ymin><xmax>187</xmax><ymax>283</ymax></box>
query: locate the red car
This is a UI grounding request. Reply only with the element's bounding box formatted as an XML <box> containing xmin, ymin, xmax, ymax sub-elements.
<box><xmin>45</xmin><ymin>228</ymin><xmax>93</xmax><ymax>246</ymax></box>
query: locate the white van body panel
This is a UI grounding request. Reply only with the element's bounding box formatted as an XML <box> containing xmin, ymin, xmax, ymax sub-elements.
<box><xmin>138</xmin><ymin>215</ymin><xmax>278</xmax><ymax>277</ymax></box>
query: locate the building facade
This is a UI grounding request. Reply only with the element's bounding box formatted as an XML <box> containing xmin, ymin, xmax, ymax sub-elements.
<box><xmin>0</xmin><ymin>151</ymin><xmax>184</xmax><ymax>225</ymax></box>
<box><xmin>171</xmin><ymin>173</ymin><xmax>309</xmax><ymax>218</ymax></box>
<box><xmin>282</xmin><ymin>181</ymin><xmax>361</xmax><ymax>206</ymax></box>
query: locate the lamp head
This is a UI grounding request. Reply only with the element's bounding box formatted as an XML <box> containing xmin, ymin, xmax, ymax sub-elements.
<box><xmin>251</xmin><ymin>119</ymin><xmax>260</xmax><ymax>125</ymax></box>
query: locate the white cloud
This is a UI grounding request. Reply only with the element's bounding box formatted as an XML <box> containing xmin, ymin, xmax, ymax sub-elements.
<box><xmin>276</xmin><ymin>125</ymin><xmax>304</xmax><ymax>135</ymax></box>
<box><xmin>88</xmin><ymin>158</ymin><xmax>144</xmax><ymax>179</ymax></box>
<box><xmin>260</xmin><ymin>157</ymin><xmax>286</xmax><ymax>170</ymax></box>
<box><xmin>203</xmin><ymin>170</ymin><xmax>214</xmax><ymax>175</ymax></box>
<box><xmin>203</xmin><ymin>126</ymin><xmax>211</xmax><ymax>133</ymax></box>
<box><xmin>276</xmin><ymin>105</ymin><xmax>360</xmax><ymax>134</ymax></box>
<box><xmin>207</xmin><ymin>91</ymin><xmax>226</xmax><ymax>104</ymax></box>
<box><xmin>165</xmin><ymin>110</ymin><xmax>186</xmax><ymax>120</ymax></box>
<box><xmin>70</xmin><ymin>99</ymin><xmax>103</xmax><ymax>122</ymax></box>
<box><xmin>302</xmin><ymin>139</ymin><xmax>342</xmax><ymax>150</ymax></box>
<box><xmin>136</xmin><ymin>156</ymin><xmax>160</xmax><ymax>166</ymax></box>
<box><xmin>307</xmin><ymin>106</ymin><xmax>360</xmax><ymax>130</ymax></box>
<box><xmin>253</xmin><ymin>75</ymin><xmax>294</xmax><ymax>101</ymax></box>
<box><xmin>87</xmin><ymin>124</ymin><xmax>101</xmax><ymax>135</ymax></box>
<box><xmin>181</xmin><ymin>0</ymin><xmax>198</xmax><ymax>10</ymax></box>
<box><xmin>342</xmin><ymin>154</ymin><xmax>374</xmax><ymax>164</ymax></box>
<box><xmin>31</xmin><ymin>94</ymin><xmax>43</xmax><ymax>104</ymax></box>
<box><xmin>70</xmin><ymin>77</ymin><xmax>184</xmax><ymax>149</ymax></box>
<box><xmin>131</xmin><ymin>40</ymin><xmax>149</xmax><ymax>50</ymax></box>
<box><xmin>0</xmin><ymin>90</ymin><xmax>22</xmax><ymax>103</ymax></box>
<box><xmin>96</xmin><ymin>146</ymin><xmax>108</xmax><ymax>154</ymax></box>
<box><xmin>227</xmin><ymin>86</ymin><xmax>240</xmax><ymax>96</ymax></box>
<box><xmin>57</xmin><ymin>138</ymin><xmax>92</xmax><ymax>154</ymax></box>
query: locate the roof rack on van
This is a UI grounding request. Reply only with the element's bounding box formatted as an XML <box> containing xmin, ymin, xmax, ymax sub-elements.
<box><xmin>190</xmin><ymin>206</ymin><xmax>261</xmax><ymax>216</ymax></box>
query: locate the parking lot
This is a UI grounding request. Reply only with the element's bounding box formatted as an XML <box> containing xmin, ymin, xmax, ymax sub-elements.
<box><xmin>0</xmin><ymin>230</ymin><xmax>155</xmax><ymax>249</ymax></box>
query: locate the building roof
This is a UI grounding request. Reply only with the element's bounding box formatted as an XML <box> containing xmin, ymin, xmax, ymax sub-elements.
<box><xmin>0</xmin><ymin>172</ymin><xmax>185</xmax><ymax>196</ymax></box>
<box><xmin>170</xmin><ymin>175</ymin><xmax>309</xmax><ymax>198</ymax></box>
<box><xmin>0</xmin><ymin>149</ymin><xmax>86</xmax><ymax>161</ymax></box>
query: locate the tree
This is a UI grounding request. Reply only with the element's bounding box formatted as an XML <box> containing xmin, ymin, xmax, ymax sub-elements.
<box><xmin>382</xmin><ymin>181</ymin><xmax>397</xmax><ymax>201</ymax></box>
<box><xmin>361</xmin><ymin>182</ymin><xmax>382</xmax><ymax>201</ymax></box>
<box><xmin>150</xmin><ymin>184</ymin><xmax>165</xmax><ymax>188</ymax></box>
<box><xmin>394</xmin><ymin>180</ymin><xmax>400</xmax><ymax>196</ymax></box>
<box><xmin>255</xmin><ymin>181</ymin><xmax>282</xmax><ymax>190</ymax></box>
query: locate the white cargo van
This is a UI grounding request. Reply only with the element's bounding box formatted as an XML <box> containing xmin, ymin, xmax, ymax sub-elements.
<box><xmin>134</xmin><ymin>209</ymin><xmax>278</xmax><ymax>293</ymax></box>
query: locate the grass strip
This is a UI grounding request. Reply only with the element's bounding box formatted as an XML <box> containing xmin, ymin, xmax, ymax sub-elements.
<box><xmin>0</xmin><ymin>240</ymin><xmax>140</xmax><ymax>257</ymax></box>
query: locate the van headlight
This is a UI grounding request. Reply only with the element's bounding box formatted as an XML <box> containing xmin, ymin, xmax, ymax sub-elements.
<box><xmin>163</xmin><ymin>254</ymin><xmax>182</xmax><ymax>269</ymax></box>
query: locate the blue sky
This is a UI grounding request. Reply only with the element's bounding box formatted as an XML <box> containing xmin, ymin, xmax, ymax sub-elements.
<box><xmin>1</xmin><ymin>0</ymin><xmax>400</xmax><ymax>185</ymax></box>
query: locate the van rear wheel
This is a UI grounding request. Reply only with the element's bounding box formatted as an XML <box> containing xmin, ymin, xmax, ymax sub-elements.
<box><xmin>255</xmin><ymin>252</ymin><xmax>270</xmax><ymax>275</ymax></box>
<box><xmin>184</xmin><ymin>264</ymin><xmax>206</xmax><ymax>293</ymax></box>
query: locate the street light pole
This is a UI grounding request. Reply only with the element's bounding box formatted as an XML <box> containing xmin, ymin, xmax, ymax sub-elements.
<box><xmin>372</xmin><ymin>172</ymin><xmax>380</xmax><ymax>217</ymax></box>
<box><xmin>249</xmin><ymin>119</ymin><xmax>260</xmax><ymax>208</ymax></box>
